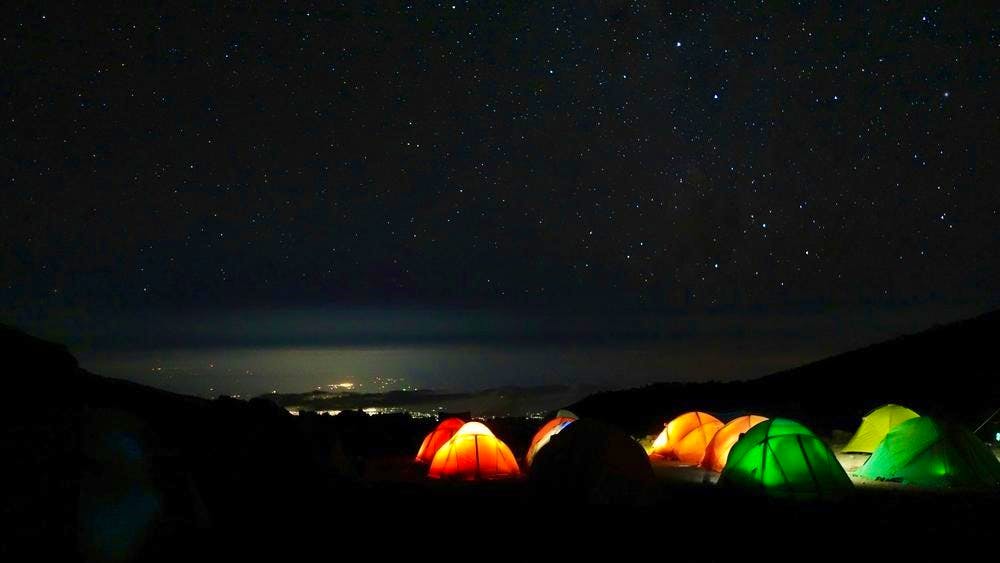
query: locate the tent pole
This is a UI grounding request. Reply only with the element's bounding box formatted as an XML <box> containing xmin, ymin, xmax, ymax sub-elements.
<box><xmin>973</xmin><ymin>407</ymin><xmax>1000</xmax><ymax>434</ymax></box>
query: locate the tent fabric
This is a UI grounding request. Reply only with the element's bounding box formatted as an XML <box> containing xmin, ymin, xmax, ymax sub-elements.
<box><xmin>842</xmin><ymin>404</ymin><xmax>920</xmax><ymax>454</ymax></box>
<box><xmin>854</xmin><ymin>416</ymin><xmax>1000</xmax><ymax>488</ymax></box>
<box><xmin>650</xmin><ymin>411</ymin><xmax>724</xmax><ymax>464</ymax></box>
<box><xmin>427</xmin><ymin>422</ymin><xmax>520</xmax><ymax>480</ymax></box>
<box><xmin>452</xmin><ymin>421</ymin><xmax>494</xmax><ymax>437</ymax></box>
<box><xmin>720</xmin><ymin>418</ymin><xmax>853</xmax><ymax>499</ymax></box>
<box><xmin>526</xmin><ymin>416</ymin><xmax>577</xmax><ymax>467</ymax></box>
<box><xmin>529</xmin><ymin>419</ymin><xmax>654</xmax><ymax>505</ymax></box>
<box><xmin>415</xmin><ymin>418</ymin><xmax>465</xmax><ymax>464</ymax></box>
<box><xmin>700</xmin><ymin>415</ymin><xmax>769</xmax><ymax>472</ymax></box>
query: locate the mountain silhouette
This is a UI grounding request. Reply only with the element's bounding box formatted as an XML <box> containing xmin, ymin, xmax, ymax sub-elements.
<box><xmin>570</xmin><ymin>309</ymin><xmax>1000</xmax><ymax>435</ymax></box>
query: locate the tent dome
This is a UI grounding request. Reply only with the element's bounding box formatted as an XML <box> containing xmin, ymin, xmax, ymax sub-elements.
<box><xmin>415</xmin><ymin>418</ymin><xmax>465</xmax><ymax>464</ymax></box>
<box><xmin>427</xmin><ymin>422</ymin><xmax>520</xmax><ymax>480</ymax></box>
<box><xmin>842</xmin><ymin>404</ymin><xmax>919</xmax><ymax>454</ymax></box>
<box><xmin>854</xmin><ymin>416</ymin><xmax>1000</xmax><ymax>488</ymax></box>
<box><xmin>453</xmin><ymin>421</ymin><xmax>494</xmax><ymax>437</ymax></box>
<box><xmin>650</xmin><ymin>411</ymin><xmax>723</xmax><ymax>464</ymax></box>
<box><xmin>529</xmin><ymin>419</ymin><xmax>654</xmax><ymax>504</ymax></box>
<box><xmin>525</xmin><ymin>415</ymin><xmax>577</xmax><ymax>467</ymax></box>
<box><xmin>720</xmin><ymin>418</ymin><xmax>853</xmax><ymax>499</ymax></box>
<box><xmin>700</xmin><ymin>414</ymin><xmax>768</xmax><ymax>472</ymax></box>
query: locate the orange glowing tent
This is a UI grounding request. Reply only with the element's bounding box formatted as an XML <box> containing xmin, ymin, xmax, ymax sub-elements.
<box><xmin>525</xmin><ymin>412</ymin><xmax>577</xmax><ymax>467</ymax></box>
<box><xmin>428</xmin><ymin>421</ymin><xmax>520</xmax><ymax>480</ymax></box>
<box><xmin>415</xmin><ymin>417</ymin><xmax>465</xmax><ymax>464</ymax></box>
<box><xmin>700</xmin><ymin>414</ymin><xmax>768</xmax><ymax>472</ymax></box>
<box><xmin>650</xmin><ymin>411</ymin><xmax>723</xmax><ymax>464</ymax></box>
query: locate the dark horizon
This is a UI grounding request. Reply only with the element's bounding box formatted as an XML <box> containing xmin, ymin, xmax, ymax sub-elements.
<box><xmin>7</xmin><ymin>299</ymin><xmax>993</xmax><ymax>400</ymax></box>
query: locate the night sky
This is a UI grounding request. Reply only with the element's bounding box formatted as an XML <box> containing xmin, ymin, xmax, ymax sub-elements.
<box><xmin>3</xmin><ymin>4</ymin><xmax>998</xmax><ymax>396</ymax></box>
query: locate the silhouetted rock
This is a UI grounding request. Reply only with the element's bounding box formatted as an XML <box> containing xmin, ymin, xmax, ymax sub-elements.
<box><xmin>0</xmin><ymin>324</ymin><xmax>78</xmax><ymax>373</ymax></box>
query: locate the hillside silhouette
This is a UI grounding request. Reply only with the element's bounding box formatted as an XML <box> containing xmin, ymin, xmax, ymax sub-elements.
<box><xmin>570</xmin><ymin>309</ymin><xmax>1000</xmax><ymax>436</ymax></box>
<box><xmin>1</xmin><ymin>325</ymin><xmax>358</xmax><ymax>560</ymax></box>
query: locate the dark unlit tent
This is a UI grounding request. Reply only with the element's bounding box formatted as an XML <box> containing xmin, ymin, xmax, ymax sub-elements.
<box><xmin>530</xmin><ymin>418</ymin><xmax>654</xmax><ymax>504</ymax></box>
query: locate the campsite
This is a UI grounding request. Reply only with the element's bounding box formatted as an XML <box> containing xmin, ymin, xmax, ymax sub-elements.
<box><xmin>5</xmin><ymin>3</ymin><xmax>998</xmax><ymax>560</ymax></box>
<box><xmin>4</xmin><ymin>309</ymin><xmax>998</xmax><ymax>559</ymax></box>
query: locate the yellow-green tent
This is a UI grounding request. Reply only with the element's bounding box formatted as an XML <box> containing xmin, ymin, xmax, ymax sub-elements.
<box><xmin>842</xmin><ymin>404</ymin><xmax>919</xmax><ymax>454</ymax></box>
<box><xmin>854</xmin><ymin>417</ymin><xmax>1000</xmax><ymax>488</ymax></box>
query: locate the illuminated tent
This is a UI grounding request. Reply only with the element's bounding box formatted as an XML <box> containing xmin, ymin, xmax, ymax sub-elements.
<box><xmin>720</xmin><ymin>418</ymin><xmax>853</xmax><ymax>499</ymax></box>
<box><xmin>842</xmin><ymin>404</ymin><xmax>919</xmax><ymax>454</ymax></box>
<box><xmin>525</xmin><ymin>411</ymin><xmax>578</xmax><ymax>467</ymax></box>
<box><xmin>428</xmin><ymin>422</ymin><xmax>520</xmax><ymax>480</ymax></box>
<box><xmin>700</xmin><ymin>414</ymin><xmax>768</xmax><ymax>472</ymax></box>
<box><xmin>415</xmin><ymin>417</ymin><xmax>465</xmax><ymax>463</ymax></box>
<box><xmin>650</xmin><ymin>411</ymin><xmax>724</xmax><ymax>464</ymax></box>
<box><xmin>529</xmin><ymin>419</ymin><xmax>654</xmax><ymax>504</ymax></box>
<box><xmin>854</xmin><ymin>417</ymin><xmax>1000</xmax><ymax>488</ymax></box>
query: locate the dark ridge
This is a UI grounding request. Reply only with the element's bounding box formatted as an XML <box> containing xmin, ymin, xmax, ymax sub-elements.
<box><xmin>1</xmin><ymin>323</ymin><xmax>356</xmax><ymax>560</ymax></box>
<box><xmin>569</xmin><ymin>309</ymin><xmax>1000</xmax><ymax>436</ymax></box>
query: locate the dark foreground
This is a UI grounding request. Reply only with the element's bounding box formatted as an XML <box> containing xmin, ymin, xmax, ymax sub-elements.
<box><xmin>34</xmin><ymin>465</ymin><xmax>1000</xmax><ymax>560</ymax></box>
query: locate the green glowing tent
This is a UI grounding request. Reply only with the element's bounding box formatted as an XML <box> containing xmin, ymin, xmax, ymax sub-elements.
<box><xmin>842</xmin><ymin>404</ymin><xmax>919</xmax><ymax>453</ymax></box>
<box><xmin>854</xmin><ymin>416</ymin><xmax>1000</xmax><ymax>488</ymax></box>
<box><xmin>720</xmin><ymin>418</ymin><xmax>853</xmax><ymax>499</ymax></box>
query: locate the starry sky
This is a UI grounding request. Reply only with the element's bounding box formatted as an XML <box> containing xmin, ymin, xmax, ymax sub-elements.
<box><xmin>3</xmin><ymin>3</ymin><xmax>999</xmax><ymax>394</ymax></box>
